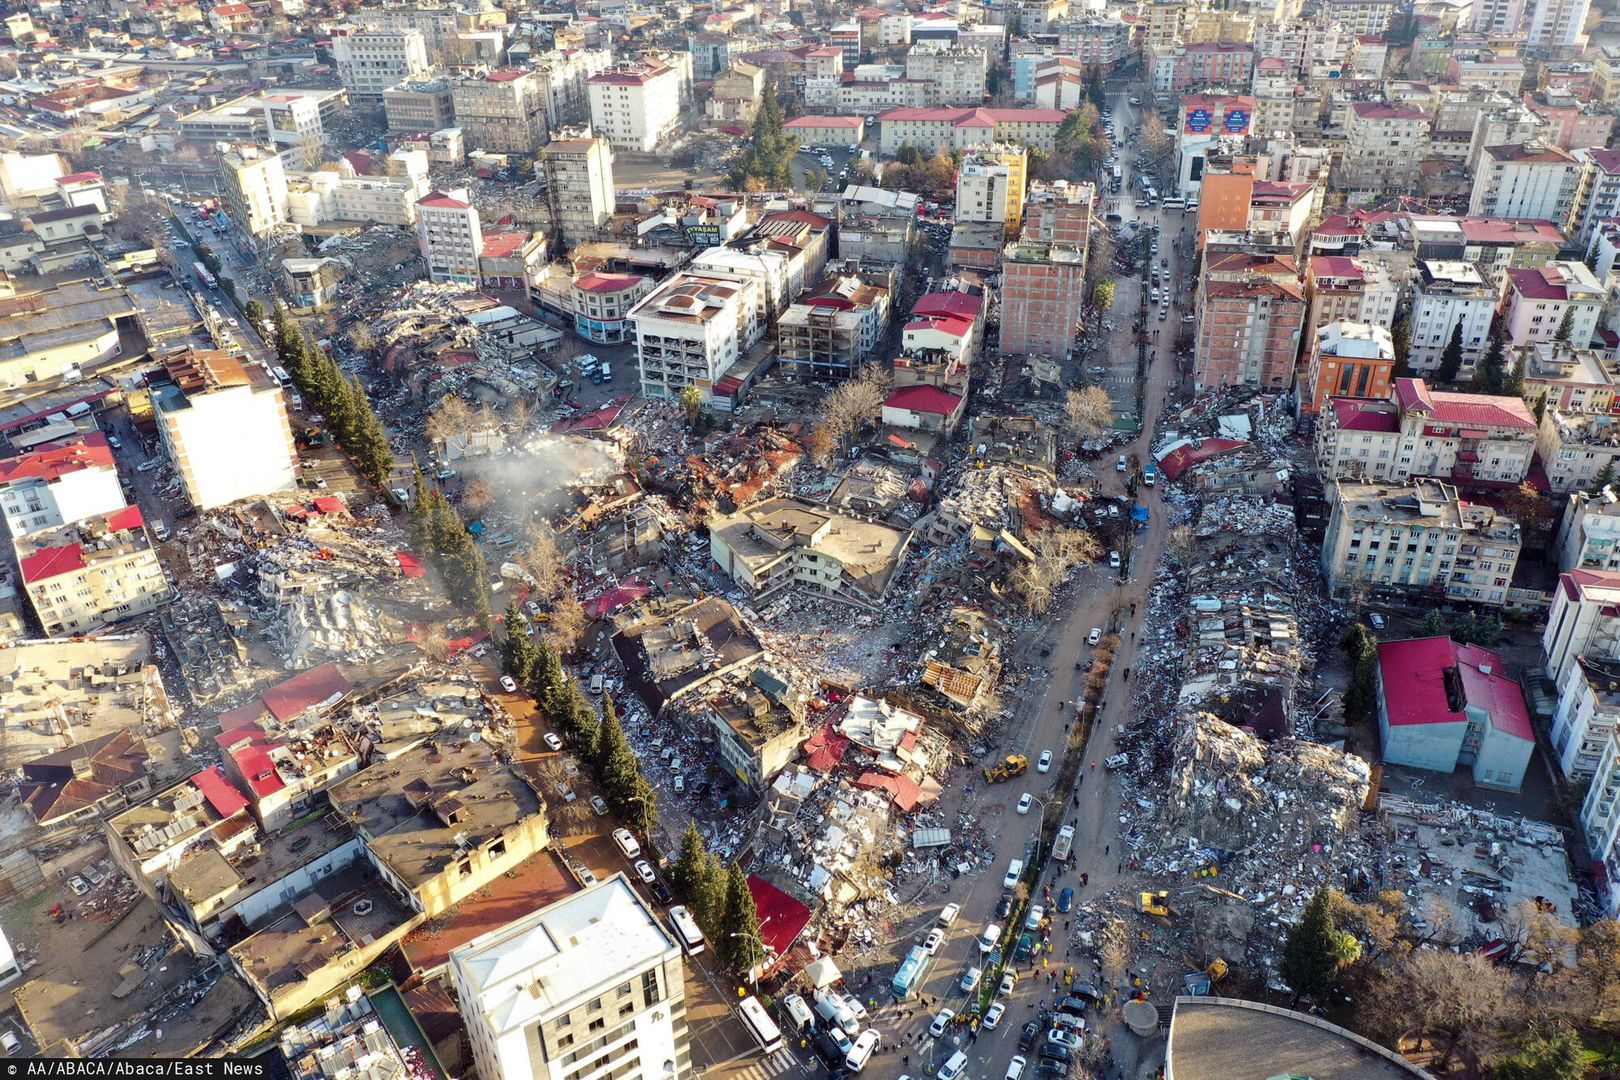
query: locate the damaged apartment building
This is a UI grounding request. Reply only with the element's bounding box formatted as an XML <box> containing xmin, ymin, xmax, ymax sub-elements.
<box><xmin>707</xmin><ymin>497</ymin><xmax>912</xmax><ymax>612</ymax></box>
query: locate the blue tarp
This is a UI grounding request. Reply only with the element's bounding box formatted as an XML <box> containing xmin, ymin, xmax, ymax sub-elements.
<box><xmin>1131</xmin><ymin>504</ymin><xmax>1149</xmax><ymax>523</ymax></box>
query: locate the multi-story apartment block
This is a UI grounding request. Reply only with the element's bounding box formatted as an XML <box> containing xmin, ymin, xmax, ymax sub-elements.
<box><xmin>776</xmin><ymin>277</ymin><xmax>892</xmax><ymax>382</ymax></box>
<box><xmin>16</xmin><ymin>505</ymin><xmax>169</xmax><ymax>635</ymax></box>
<box><xmin>1520</xmin><ymin>341</ymin><xmax>1620</xmax><ymax>414</ymax></box>
<box><xmin>1302</xmin><ymin>320</ymin><xmax>1395</xmax><ymax>416</ymax></box>
<box><xmin>1050</xmin><ymin>18</ymin><xmax>1133</xmax><ymax>69</ymax></box>
<box><xmin>877</xmin><ymin>107</ymin><xmax>1066</xmax><ymax>154</ymax></box>
<box><xmin>452</xmin><ymin>69</ymin><xmax>549</xmax><ymax>154</ymax></box>
<box><xmin>1021</xmin><ymin>180</ymin><xmax>1093</xmax><ymax>246</ymax></box>
<box><xmin>383</xmin><ymin>77</ymin><xmax>455</xmax><ymax>132</ymax></box>
<box><xmin>1468</xmin><ymin>143</ymin><xmax>1584</xmax><ymax>228</ymax></box>
<box><xmin>1545</xmin><ymin>567</ymin><xmax>1620</xmax><ymax>684</ymax></box>
<box><xmin>1503</xmin><ymin>261</ymin><xmax>1603</xmax><ymax>348</ymax></box>
<box><xmin>1325</xmin><ymin>0</ymin><xmax>1395</xmax><ymax>34</ymax></box>
<box><xmin>0</xmin><ymin>432</ymin><xmax>123</xmax><ymax>537</ymax></box>
<box><xmin>999</xmin><ymin>240</ymin><xmax>1087</xmax><ymax>359</ymax></box>
<box><xmin>416</xmin><ymin>189</ymin><xmax>483</xmax><ymax>283</ymax></box>
<box><xmin>218</xmin><ymin>143</ymin><xmax>288</xmax><ymax>239</ymax></box>
<box><xmin>1447</xmin><ymin>51</ymin><xmax>1529</xmax><ymax>94</ymax></box>
<box><xmin>1473</xmin><ymin>0</ymin><xmax>1591</xmax><ymax>51</ymax></box>
<box><xmin>1191</xmin><ymin>254</ymin><xmax>1306</xmax><ymax>391</ymax></box>
<box><xmin>150</xmin><ymin>348</ymin><xmax>296</xmax><ymax>511</ymax></box>
<box><xmin>904</xmin><ymin>45</ymin><xmax>987</xmax><ymax>106</ymax></box>
<box><xmin>587</xmin><ymin>61</ymin><xmax>683</xmax><ymax>153</ymax></box>
<box><xmin>450</xmin><ymin>876</ymin><xmax>691</xmax><ymax>1080</ymax></box>
<box><xmin>541</xmin><ymin>131</ymin><xmax>615</xmax><ymax>246</ymax></box>
<box><xmin>331</xmin><ymin>28</ymin><xmax>431</xmax><ymax>101</ymax></box>
<box><xmin>707</xmin><ymin>62</ymin><xmax>764</xmax><ymax>126</ymax></box>
<box><xmin>956</xmin><ymin>145</ymin><xmax>1027</xmax><ymax>238</ymax></box>
<box><xmin>1554</xmin><ymin>654</ymin><xmax>1620</xmax><ymax>781</ymax></box>
<box><xmin>1407</xmin><ymin>260</ymin><xmax>1501</xmax><ymax>373</ymax></box>
<box><xmin>1321</xmin><ymin>477</ymin><xmax>1522</xmax><ymax>606</ymax></box>
<box><xmin>783</xmin><ymin>116</ymin><xmax>865</xmax><ymax>146</ymax></box>
<box><xmin>1526</xmin><ymin>91</ymin><xmax>1614</xmax><ymax>150</ymax></box>
<box><xmin>1339</xmin><ymin>101</ymin><xmax>1431</xmax><ymax>191</ymax></box>
<box><xmin>1538</xmin><ymin>409</ymin><xmax>1620</xmax><ymax>493</ymax></box>
<box><xmin>530</xmin><ymin>48</ymin><xmax>613</xmax><ymax>130</ymax></box>
<box><xmin>1579</xmin><ymin>711</ymin><xmax>1620</xmax><ymax>917</ymax></box>
<box><xmin>569</xmin><ymin>272</ymin><xmax>652</xmax><ymax>345</ymax></box>
<box><xmin>709</xmin><ymin>497</ymin><xmax>911</xmax><ymax>609</ymax></box>
<box><xmin>1572</xmin><ymin>148</ymin><xmax>1620</xmax><ymax>248</ymax></box>
<box><xmin>260</xmin><ymin>93</ymin><xmax>326</xmax><ymax>167</ymax></box>
<box><xmin>1556</xmin><ymin>488</ymin><xmax>1620</xmax><ymax>572</ymax></box>
<box><xmin>629</xmin><ymin>272</ymin><xmax>762</xmax><ymax>402</ymax></box>
<box><xmin>1316</xmin><ymin>377</ymin><xmax>1537</xmax><ymax>483</ymax></box>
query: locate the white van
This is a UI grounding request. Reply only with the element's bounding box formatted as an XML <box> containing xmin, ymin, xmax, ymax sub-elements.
<box><xmin>845</xmin><ymin>1029</ymin><xmax>880</xmax><ymax>1071</ymax></box>
<box><xmin>782</xmin><ymin>993</ymin><xmax>816</xmax><ymax>1033</ymax></box>
<box><xmin>939</xmin><ymin>1051</ymin><xmax>969</xmax><ymax>1080</ymax></box>
<box><xmin>815</xmin><ymin>990</ymin><xmax>860</xmax><ymax>1035</ymax></box>
<box><xmin>613</xmin><ymin>828</ymin><xmax>641</xmax><ymax>859</ymax></box>
<box><xmin>979</xmin><ymin>922</ymin><xmax>1001</xmax><ymax>952</ymax></box>
<box><xmin>669</xmin><ymin>905</ymin><xmax>706</xmax><ymax>955</ymax></box>
<box><xmin>1003</xmin><ymin>859</ymin><xmax>1024</xmax><ymax>888</ymax></box>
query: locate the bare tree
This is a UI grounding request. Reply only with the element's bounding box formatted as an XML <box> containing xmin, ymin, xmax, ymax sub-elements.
<box><xmin>1577</xmin><ymin>918</ymin><xmax>1620</xmax><ymax>1023</ymax></box>
<box><xmin>1331</xmin><ymin>888</ymin><xmax>1408</xmax><ymax>962</ymax></box>
<box><xmin>461</xmin><ymin>477</ymin><xmax>494</xmax><ymax>518</ymax></box>
<box><xmin>1099</xmin><ymin>916</ymin><xmax>1131</xmax><ymax>1001</ymax></box>
<box><xmin>1064</xmin><ymin>385</ymin><xmax>1114</xmax><ymax>442</ymax></box>
<box><xmin>1391</xmin><ymin>949</ymin><xmax>1511</xmax><ymax>1071</ymax></box>
<box><xmin>1010</xmin><ymin>526</ymin><xmax>1101</xmax><ymax>613</ymax></box>
<box><xmin>1501</xmin><ymin>898</ymin><xmax>1576</xmax><ymax>970</ymax></box>
<box><xmin>1167</xmin><ymin>524</ymin><xmax>1196</xmax><ymax>565</ymax></box>
<box><xmin>347</xmin><ymin>324</ymin><xmax>376</xmax><ymax>356</ymax></box>
<box><xmin>804</xmin><ymin>426</ymin><xmax>838</xmax><ymax>468</ymax></box>
<box><xmin>425</xmin><ymin>395</ymin><xmax>474</xmax><ymax>449</ymax></box>
<box><xmin>542</xmin><ymin>592</ymin><xmax>588</xmax><ymax>655</ymax></box>
<box><xmin>521</xmin><ymin>519</ymin><xmax>566</xmax><ymax>598</ymax></box>
<box><xmin>820</xmin><ymin>365</ymin><xmax>890</xmax><ymax>449</ymax></box>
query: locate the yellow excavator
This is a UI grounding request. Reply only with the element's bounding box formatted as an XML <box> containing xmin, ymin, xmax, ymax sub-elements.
<box><xmin>983</xmin><ymin>754</ymin><xmax>1029</xmax><ymax>783</ymax></box>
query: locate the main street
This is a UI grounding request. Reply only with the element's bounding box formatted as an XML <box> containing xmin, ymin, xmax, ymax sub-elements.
<box><xmin>853</xmin><ymin>89</ymin><xmax>1187</xmax><ymax>1080</ymax></box>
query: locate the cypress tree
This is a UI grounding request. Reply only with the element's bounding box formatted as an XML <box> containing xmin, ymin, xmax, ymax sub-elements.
<box><xmin>530</xmin><ymin>639</ymin><xmax>568</xmax><ymax>714</ymax></box>
<box><xmin>1281</xmin><ymin>888</ymin><xmax>1343</xmax><ymax>1006</ymax></box>
<box><xmin>671</xmin><ymin>822</ymin><xmax>708</xmax><ymax>899</ymax></box>
<box><xmin>1435</xmin><ymin>320</ymin><xmax>1465</xmax><ymax>385</ymax></box>
<box><xmin>721</xmin><ymin>862</ymin><xmax>766</xmax><ymax>973</ymax></box>
<box><xmin>502</xmin><ymin>603</ymin><xmax>537</xmax><ymax>686</ymax></box>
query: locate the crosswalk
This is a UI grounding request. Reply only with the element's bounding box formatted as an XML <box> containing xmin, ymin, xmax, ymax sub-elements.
<box><xmin>731</xmin><ymin>1048</ymin><xmax>803</xmax><ymax>1080</ymax></box>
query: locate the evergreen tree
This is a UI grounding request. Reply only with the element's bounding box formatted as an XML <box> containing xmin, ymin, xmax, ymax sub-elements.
<box><xmin>1503</xmin><ymin>353</ymin><xmax>1526</xmax><ymax>398</ymax></box>
<box><xmin>502</xmin><ymin>602</ymin><xmax>537</xmax><ymax>686</ymax></box>
<box><xmin>1491</xmin><ymin>1023</ymin><xmax>1591</xmax><ymax>1080</ymax></box>
<box><xmin>1452</xmin><ymin>610</ymin><xmax>1480</xmax><ymax>646</ymax></box>
<box><xmin>1555</xmin><ymin>307</ymin><xmax>1576</xmax><ymax>343</ymax></box>
<box><xmin>273</xmin><ymin>304</ymin><xmax>309</xmax><ymax>384</ymax></box>
<box><xmin>243</xmin><ymin>299</ymin><xmax>265</xmax><ymax>326</ymax></box>
<box><xmin>720</xmin><ymin>862</ymin><xmax>766</xmax><ymax>974</ymax></box>
<box><xmin>1340</xmin><ymin>623</ymin><xmax>1377</xmax><ymax>724</ymax></box>
<box><xmin>1084</xmin><ymin>64</ymin><xmax>1106</xmax><ymax>109</ymax></box>
<box><xmin>1281</xmin><ymin>887</ymin><xmax>1359</xmax><ymax>1006</ymax></box>
<box><xmin>1474</xmin><ymin>612</ymin><xmax>1503</xmax><ymax>647</ymax></box>
<box><xmin>1591</xmin><ymin>460</ymin><xmax>1616</xmax><ymax>493</ymax></box>
<box><xmin>1435</xmin><ymin>320</ymin><xmax>1465</xmax><ymax>385</ymax></box>
<box><xmin>343</xmin><ymin>375</ymin><xmax>394</xmax><ymax>485</ymax></box>
<box><xmin>566</xmin><ymin>681</ymin><xmax>601</xmax><ymax>749</ymax></box>
<box><xmin>671</xmin><ymin>822</ymin><xmax>709</xmax><ymax>900</ymax></box>
<box><xmin>1471</xmin><ymin>319</ymin><xmax>1507</xmax><ymax>394</ymax></box>
<box><xmin>530</xmin><ymin>639</ymin><xmax>569</xmax><ymax>716</ymax></box>
<box><xmin>1418</xmin><ymin>610</ymin><xmax>1448</xmax><ymax>638</ymax></box>
<box><xmin>626</xmin><ymin>776</ymin><xmax>659</xmax><ymax>837</ymax></box>
<box><xmin>596</xmin><ymin>698</ymin><xmax>641</xmax><ymax>808</ymax></box>
<box><xmin>1391</xmin><ymin>315</ymin><xmax>1413</xmax><ymax>378</ymax></box>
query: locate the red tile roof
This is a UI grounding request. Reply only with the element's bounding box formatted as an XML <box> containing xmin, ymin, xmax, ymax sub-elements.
<box><xmin>418</xmin><ymin>191</ymin><xmax>470</xmax><ymax>210</ymax></box>
<box><xmin>905</xmin><ymin>312</ymin><xmax>974</xmax><ymax>339</ymax></box>
<box><xmin>1507</xmin><ymin>265</ymin><xmax>1575</xmax><ymax>301</ymax></box>
<box><xmin>20</xmin><ymin>542</ymin><xmax>84</xmax><ymax>584</ymax></box>
<box><xmin>574</xmin><ymin>271</ymin><xmax>643</xmax><ymax>293</ymax></box>
<box><xmin>1311</xmin><ymin>255</ymin><xmax>1365</xmax><ymax>281</ymax></box>
<box><xmin>1156</xmin><ymin>437</ymin><xmax>1248</xmax><ymax>481</ymax></box>
<box><xmin>1403</xmin><ymin>381</ymin><xmax>1535</xmax><ymax>429</ymax></box>
<box><xmin>56</xmin><ymin>171</ymin><xmax>100</xmax><ymax>185</ymax></box>
<box><xmin>1352</xmin><ymin>101</ymin><xmax>1428</xmax><ymax>121</ymax></box>
<box><xmin>913</xmin><ymin>290</ymin><xmax>983</xmax><ymax>318</ymax></box>
<box><xmin>260</xmin><ymin>661</ymin><xmax>352</xmax><ymax>723</ymax></box>
<box><xmin>0</xmin><ymin>431</ymin><xmax>113</xmax><ymax>484</ymax></box>
<box><xmin>803</xmin><ymin>723</ymin><xmax>850</xmax><ymax>771</ymax></box>
<box><xmin>191</xmin><ymin>764</ymin><xmax>249</xmax><ymax>819</ymax></box>
<box><xmin>877</xmin><ymin>106</ymin><xmax>1066</xmax><ymax>124</ymax></box>
<box><xmin>478</xmin><ymin>230</ymin><xmax>532</xmax><ymax>259</ymax></box>
<box><xmin>855</xmin><ymin>769</ymin><xmax>924</xmax><ymax>811</ymax></box>
<box><xmin>885</xmin><ymin>384</ymin><xmax>963</xmax><ymax>415</ymax></box>
<box><xmin>747</xmin><ymin>874</ymin><xmax>813</xmax><ymax>962</ymax></box>
<box><xmin>1377</xmin><ymin>636</ymin><xmax>1531</xmax><ymax>740</ymax></box>
<box><xmin>1330</xmin><ymin>397</ymin><xmax>1401</xmax><ymax>433</ymax></box>
<box><xmin>217</xmin><ymin>725</ymin><xmax>287</xmax><ymax>798</ymax></box>
<box><xmin>400</xmin><ymin>850</ymin><xmax>578</xmax><ymax>974</ymax></box>
<box><xmin>785</xmin><ymin>115</ymin><xmax>863</xmax><ymax>128</ymax></box>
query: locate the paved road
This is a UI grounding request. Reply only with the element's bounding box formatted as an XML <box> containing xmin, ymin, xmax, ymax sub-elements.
<box><xmin>855</xmin><ymin>89</ymin><xmax>1188</xmax><ymax>1080</ymax></box>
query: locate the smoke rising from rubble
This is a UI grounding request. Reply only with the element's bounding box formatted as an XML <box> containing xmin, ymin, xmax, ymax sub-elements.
<box><xmin>480</xmin><ymin>434</ymin><xmax>622</xmax><ymax>521</ymax></box>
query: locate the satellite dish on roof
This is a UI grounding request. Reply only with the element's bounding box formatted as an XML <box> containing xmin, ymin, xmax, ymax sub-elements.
<box><xmin>470</xmin><ymin>731</ymin><xmax>483</xmax><ymax>741</ymax></box>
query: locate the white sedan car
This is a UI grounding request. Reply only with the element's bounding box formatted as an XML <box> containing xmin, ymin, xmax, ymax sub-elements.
<box><xmin>499</xmin><ymin>675</ymin><xmax>517</xmax><ymax>693</ymax></box>
<box><xmin>1037</xmin><ymin>751</ymin><xmax>1053</xmax><ymax>773</ymax></box>
<box><xmin>983</xmin><ymin>1003</ymin><xmax>1006</xmax><ymax>1030</ymax></box>
<box><xmin>1016</xmin><ymin>793</ymin><xmax>1033</xmax><ymax>815</ymax></box>
<box><xmin>544</xmin><ymin>733</ymin><xmax>563</xmax><ymax>751</ymax></box>
<box><xmin>633</xmin><ymin>860</ymin><xmax>657</xmax><ymax>884</ymax></box>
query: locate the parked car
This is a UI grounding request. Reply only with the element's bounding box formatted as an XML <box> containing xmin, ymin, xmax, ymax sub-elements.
<box><xmin>1018</xmin><ymin>1022</ymin><xmax>1042</xmax><ymax>1051</ymax></box>
<box><xmin>1057</xmin><ymin>888</ymin><xmax>1074</xmax><ymax>913</ymax></box>
<box><xmin>1037</xmin><ymin>750</ymin><xmax>1053</xmax><ymax>772</ymax></box>
<box><xmin>929</xmin><ymin>1009</ymin><xmax>954</xmax><ymax>1038</ymax></box>
<box><xmin>613</xmin><ymin>829</ymin><xmax>640</xmax><ymax>859</ymax></box>
<box><xmin>983</xmin><ymin>1002</ymin><xmax>1006</xmax><ymax>1030</ymax></box>
<box><xmin>960</xmin><ymin>966</ymin><xmax>981</xmax><ymax>992</ymax></box>
<box><xmin>1087</xmin><ymin>627</ymin><xmax>1103</xmax><ymax>646</ymax></box>
<box><xmin>500</xmin><ymin>676</ymin><xmax>517</xmax><ymax>693</ymax></box>
<box><xmin>546</xmin><ymin>733</ymin><xmax>565</xmax><ymax>752</ymax></box>
<box><xmin>633</xmin><ymin>860</ymin><xmax>656</xmax><ymax>884</ymax></box>
<box><xmin>588</xmin><ymin>794</ymin><xmax>608</xmax><ymax>815</ymax></box>
<box><xmin>1016</xmin><ymin>793</ymin><xmax>1033</xmax><ymax>815</ymax></box>
<box><xmin>924</xmin><ymin>928</ymin><xmax>946</xmax><ymax>954</ymax></box>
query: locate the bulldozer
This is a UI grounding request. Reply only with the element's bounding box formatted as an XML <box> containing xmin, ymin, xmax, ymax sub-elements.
<box><xmin>1137</xmin><ymin>891</ymin><xmax>1173</xmax><ymax>917</ymax></box>
<box><xmin>983</xmin><ymin>754</ymin><xmax>1029</xmax><ymax>783</ymax></box>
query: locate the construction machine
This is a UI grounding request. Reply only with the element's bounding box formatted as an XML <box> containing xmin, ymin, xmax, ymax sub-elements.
<box><xmin>1137</xmin><ymin>891</ymin><xmax>1172</xmax><ymax>917</ymax></box>
<box><xmin>983</xmin><ymin>754</ymin><xmax>1029</xmax><ymax>783</ymax></box>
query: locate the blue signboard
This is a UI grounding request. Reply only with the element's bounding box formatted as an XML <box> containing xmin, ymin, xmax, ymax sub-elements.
<box><xmin>1185</xmin><ymin>108</ymin><xmax>1212</xmax><ymax>133</ymax></box>
<box><xmin>1223</xmin><ymin>108</ymin><xmax>1250</xmax><ymax>133</ymax></box>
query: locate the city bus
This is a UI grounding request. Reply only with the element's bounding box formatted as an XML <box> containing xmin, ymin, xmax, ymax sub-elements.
<box><xmin>891</xmin><ymin>944</ymin><xmax>933</xmax><ymax>1000</ymax></box>
<box><xmin>738</xmin><ymin>995</ymin><xmax>784</xmax><ymax>1054</ymax></box>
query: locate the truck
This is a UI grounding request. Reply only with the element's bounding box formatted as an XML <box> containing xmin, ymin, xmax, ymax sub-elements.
<box><xmin>151</xmin><ymin>519</ymin><xmax>170</xmax><ymax>541</ymax></box>
<box><xmin>1051</xmin><ymin>824</ymin><xmax>1075</xmax><ymax>862</ymax></box>
<box><xmin>193</xmin><ymin>261</ymin><xmax>218</xmax><ymax>290</ymax></box>
<box><xmin>1143</xmin><ymin>464</ymin><xmax>1158</xmax><ymax>487</ymax></box>
<box><xmin>983</xmin><ymin>754</ymin><xmax>1028</xmax><ymax>783</ymax></box>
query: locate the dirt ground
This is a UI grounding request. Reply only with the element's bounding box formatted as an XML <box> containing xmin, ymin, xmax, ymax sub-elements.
<box><xmin>612</xmin><ymin>152</ymin><xmax>726</xmax><ymax>192</ymax></box>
